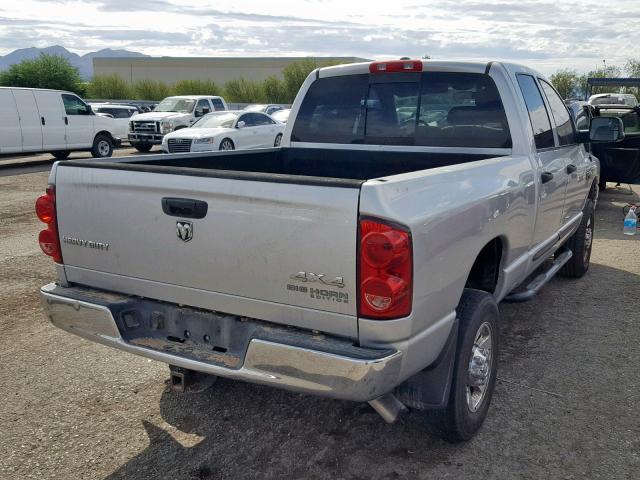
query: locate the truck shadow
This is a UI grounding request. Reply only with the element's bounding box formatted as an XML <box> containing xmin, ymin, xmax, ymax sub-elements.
<box><xmin>103</xmin><ymin>263</ymin><xmax>638</xmax><ymax>480</ymax></box>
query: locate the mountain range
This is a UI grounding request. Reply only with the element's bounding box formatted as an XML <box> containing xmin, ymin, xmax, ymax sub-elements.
<box><xmin>0</xmin><ymin>45</ymin><xmax>149</xmax><ymax>78</ymax></box>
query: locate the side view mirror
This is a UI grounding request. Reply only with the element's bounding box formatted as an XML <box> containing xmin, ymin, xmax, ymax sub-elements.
<box><xmin>237</xmin><ymin>120</ymin><xmax>246</xmax><ymax>129</ymax></box>
<box><xmin>85</xmin><ymin>104</ymin><xmax>93</xmax><ymax>115</ymax></box>
<box><xmin>202</xmin><ymin>108</ymin><xmax>210</xmax><ymax>115</ymax></box>
<box><xmin>589</xmin><ymin>116</ymin><xmax>625</xmax><ymax>143</ymax></box>
<box><xmin>195</xmin><ymin>109</ymin><xmax>204</xmax><ymax>117</ymax></box>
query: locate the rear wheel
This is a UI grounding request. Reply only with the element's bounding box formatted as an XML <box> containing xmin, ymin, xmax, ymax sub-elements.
<box><xmin>421</xmin><ymin>289</ymin><xmax>499</xmax><ymax>442</ymax></box>
<box><xmin>51</xmin><ymin>151</ymin><xmax>70</xmax><ymax>160</ymax></box>
<box><xmin>559</xmin><ymin>199</ymin><xmax>594</xmax><ymax>278</ymax></box>
<box><xmin>134</xmin><ymin>143</ymin><xmax>153</xmax><ymax>153</ymax></box>
<box><xmin>91</xmin><ymin>134</ymin><xmax>113</xmax><ymax>158</ymax></box>
<box><xmin>219</xmin><ymin>138</ymin><xmax>234</xmax><ymax>151</ymax></box>
<box><xmin>274</xmin><ymin>133</ymin><xmax>283</xmax><ymax>147</ymax></box>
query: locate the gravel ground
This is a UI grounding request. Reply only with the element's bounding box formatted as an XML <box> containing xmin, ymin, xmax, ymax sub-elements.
<box><xmin>0</xmin><ymin>171</ymin><xmax>638</xmax><ymax>480</ymax></box>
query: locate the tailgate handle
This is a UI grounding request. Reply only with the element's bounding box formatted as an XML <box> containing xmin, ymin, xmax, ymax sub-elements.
<box><xmin>162</xmin><ymin>198</ymin><xmax>208</xmax><ymax>219</ymax></box>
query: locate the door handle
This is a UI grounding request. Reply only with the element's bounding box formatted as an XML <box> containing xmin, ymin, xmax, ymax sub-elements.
<box><xmin>566</xmin><ymin>164</ymin><xmax>577</xmax><ymax>174</ymax></box>
<box><xmin>162</xmin><ymin>197</ymin><xmax>208</xmax><ymax>219</ymax></box>
<box><xmin>541</xmin><ymin>172</ymin><xmax>554</xmax><ymax>184</ymax></box>
<box><xmin>41</xmin><ymin>117</ymin><xmax>45</xmax><ymax>126</ymax></box>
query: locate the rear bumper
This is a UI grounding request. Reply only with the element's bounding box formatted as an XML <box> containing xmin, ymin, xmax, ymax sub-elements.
<box><xmin>128</xmin><ymin>133</ymin><xmax>163</xmax><ymax>144</ymax></box>
<box><xmin>40</xmin><ymin>283</ymin><xmax>402</xmax><ymax>402</ymax></box>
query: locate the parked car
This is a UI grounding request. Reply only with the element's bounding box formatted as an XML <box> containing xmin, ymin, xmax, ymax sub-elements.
<box><xmin>128</xmin><ymin>95</ymin><xmax>228</xmax><ymax>152</ymax></box>
<box><xmin>271</xmin><ymin>108</ymin><xmax>291</xmax><ymax>124</ymax></box>
<box><xmin>588</xmin><ymin>93</ymin><xmax>638</xmax><ymax>107</ymax></box>
<box><xmin>0</xmin><ymin>87</ymin><xmax>120</xmax><ymax>159</ymax></box>
<box><xmin>91</xmin><ymin>103</ymin><xmax>139</xmax><ymax>143</ymax></box>
<box><xmin>39</xmin><ymin>59</ymin><xmax>620</xmax><ymax>442</ymax></box>
<box><xmin>243</xmin><ymin>104</ymin><xmax>286</xmax><ymax>115</ymax></box>
<box><xmin>161</xmin><ymin>110</ymin><xmax>285</xmax><ymax>153</ymax></box>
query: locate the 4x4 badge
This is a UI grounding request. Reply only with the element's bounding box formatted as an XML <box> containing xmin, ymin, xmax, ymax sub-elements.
<box><xmin>289</xmin><ymin>271</ymin><xmax>345</xmax><ymax>288</ymax></box>
<box><xmin>176</xmin><ymin>221</ymin><xmax>193</xmax><ymax>242</ymax></box>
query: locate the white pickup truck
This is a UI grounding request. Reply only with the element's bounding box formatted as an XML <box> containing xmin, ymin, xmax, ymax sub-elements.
<box><xmin>128</xmin><ymin>95</ymin><xmax>228</xmax><ymax>152</ymax></box>
<box><xmin>38</xmin><ymin>60</ymin><xmax>622</xmax><ymax>442</ymax></box>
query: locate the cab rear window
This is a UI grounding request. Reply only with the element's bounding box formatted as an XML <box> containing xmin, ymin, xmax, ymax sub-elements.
<box><xmin>291</xmin><ymin>72</ymin><xmax>512</xmax><ymax>148</ymax></box>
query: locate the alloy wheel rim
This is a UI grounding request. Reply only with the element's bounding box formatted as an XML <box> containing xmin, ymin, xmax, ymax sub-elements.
<box><xmin>275</xmin><ymin>135</ymin><xmax>282</xmax><ymax>146</ymax></box>
<box><xmin>221</xmin><ymin>140</ymin><xmax>233</xmax><ymax>150</ymax></box>
<box><xmin>466</xmin><ymin>322</ymin><xmax>493</xmax><ymax>413</ymax></box>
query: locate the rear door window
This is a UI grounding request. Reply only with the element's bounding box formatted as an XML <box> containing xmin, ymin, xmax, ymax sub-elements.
<box><xmin>211</xmin><ymin>98</ymin><xmax>225</xmax><ymax>111</ymax></box>
<box><xmin>292</xmin><ymin>72</ymin><xmax>511</xmax><ymax>148</ymax></box>
<box><xmin>539</xmin><ymin>79</ymin><xmax>576</xmax><ymax>145</ymax></box>
<box><xmin>516</xmin><ymin>74</ymin><xmax>555</xmax><ymax>149</ymax></box>
<box><xmin>251</xmin><ymin>113</ymin><xmax>275</xmax><ymax>125</ymax></box>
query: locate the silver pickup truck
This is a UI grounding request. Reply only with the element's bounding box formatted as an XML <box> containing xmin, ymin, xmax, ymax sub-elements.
<box><xmin>38</xmin><ymin>60</ymin><xmax>623</xmax><ymax>442</ymax></box>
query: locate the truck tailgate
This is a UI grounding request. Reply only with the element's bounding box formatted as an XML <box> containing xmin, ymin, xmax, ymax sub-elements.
<box><xmin>54</xmin><ymin>165</ymin><xmax>361</xmax><ymax>337</ymax></box>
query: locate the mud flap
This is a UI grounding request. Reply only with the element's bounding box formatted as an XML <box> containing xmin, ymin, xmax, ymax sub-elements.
<box><xmin>395</xmin><ymin>319</ymin><xmax>458</xmax><ymax>410</ymax></box>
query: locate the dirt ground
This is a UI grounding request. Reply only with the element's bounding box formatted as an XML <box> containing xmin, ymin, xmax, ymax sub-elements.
<box><xmin>0</xmin><ymin>171</ymin><xmax>638</xmax><ymax>480</ymax></box>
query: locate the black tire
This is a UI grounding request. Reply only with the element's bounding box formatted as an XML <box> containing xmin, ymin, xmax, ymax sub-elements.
<box><xmin>559</xmin><ymin>199</ymin><xmax>594</xmax><ymax>278</ymax></box>
<box><xmin>134</xmin><ymin>144</ymin><xmax>153</xmax><ymax>153</ymax></box>
<box><xmin>274</xmin><ymin>133</ymin><xmax>283</xmax><ymax>147</ymax></box>
<box><xmin>91</xmin><ymin>134</ymin><xmax>113</xmax><ymax>158</ymax></box>
<box><xmin>219</xmin><ymin>138</ymin><xmax>235</xmax><ymax>151</ymax></box>
<box><xmin>422</xmin><ymin>289</ymin><xmax>499</xmax><ymax>442</ymax></box>
<box><xmin>51</xmin><ymin>151</ymin><xmax>70</xmax><ymax>160</ymax></box>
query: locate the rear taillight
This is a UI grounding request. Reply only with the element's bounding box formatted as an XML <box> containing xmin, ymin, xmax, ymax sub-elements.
<box><xmin>359</xmin><ymin>218</ymin><xmax>412</xmax><ymax>319</ymax></box>
<box><xmin>35</xmin><ymin>185</ymin><xmax>62</xmax><ymax>263</ymax></box>
<box><xmin>369</xmin><ymin>60</ymin><xmax>422</xmax><ymax>73</ymax></box>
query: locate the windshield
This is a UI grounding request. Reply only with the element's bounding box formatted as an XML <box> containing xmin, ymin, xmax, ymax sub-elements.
<box><xmin>243</xmin><ymin>104</ymin><xmax>266</xmax><ymax>112</ymax></box>
<box><xmin>590</xmin><ymin>95</ymin><xmax>638</xmax><ymax>107</ymax></box>
<box><xmin>272</xmin><ymin>110</ymin><xmax>290</xmax><ymax>122</ymax></box>
<box><xmin>155</xmin><ymin>98</ymin><xmax>196</xmax><ymax>113</ymax></box>
<box><xmin>192</xmin><ymin>112</ymin><xmax>239</xmax><ymax>128</ymax></box>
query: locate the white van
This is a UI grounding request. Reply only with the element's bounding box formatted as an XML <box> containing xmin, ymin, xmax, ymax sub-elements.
<box><xmin>0</xmin><ymin>87</ymin><xmax>121</xmax><ymax>159</ymax></box>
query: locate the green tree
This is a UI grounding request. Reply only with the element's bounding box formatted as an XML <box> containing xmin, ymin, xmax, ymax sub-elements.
<box><xmin>625</xmin><ymin>59</ymin><xmax>640</xmax><ymax>77</ymax></box>
<box><xmin>132</xmin><ymin>79</ymin><xmax>172</xmax><ymax>100</ymax></box>
<box><xmin>549</xmin><ymin>69</ymin><xmax>580</xmax><ymax>99</ymax></box>
<box><xmin>281</xmin><ymin>58</ymin><xmax>344</xmax><ymax>102</ymax></box>
<box><xmin>0</xmin><ymin>53</ymin><xmax>84</xmax><ymax>94</ymax></box>
<box><xmin>173</xmin><ymin>79</ymin><xmax>221</xmax><ymax>96</ymax></box>
<box><xmin>224</xmin><ymin>78</ymin><xmax>266</xmax><ymax>103</ymax></box>
<box><xmin>86</xmin><ymin>74</ymin><xmax>132</xmax><ymax>99</ymax></box>
<box><xmin>262</xmin><ymin>76</ymin><xmax>288</xmax><ymax>103</ymax></box>
<box><xmin>624</xmin><ymin>59</ymin><xmax>640</xmax><ymax>100</ymax></box>
<box><xmin>578</xmin><ymin>65</ymin><xmax>623</xmax><ymax>97</ymax></box>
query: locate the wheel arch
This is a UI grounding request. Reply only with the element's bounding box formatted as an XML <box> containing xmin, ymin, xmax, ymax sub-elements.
<box><xmin>94</xmin><ymin>130</ymin><xmax>115</xmax><ymax>144</ymax></box>
<box><xmin>219</xmin><ymin>137</ymin><xmax>235</xmax><ymax>149</ymax></box>
<box><xmin>464</xmin><ymin>236</ymin><xmax>506</xmax><ymax>296</ymax></box>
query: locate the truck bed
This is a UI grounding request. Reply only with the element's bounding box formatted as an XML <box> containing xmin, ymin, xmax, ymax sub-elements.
<box><xmin>69</xmin><ymin>147</ymin><xmax>504</xmax><ymax>182</ymax></box>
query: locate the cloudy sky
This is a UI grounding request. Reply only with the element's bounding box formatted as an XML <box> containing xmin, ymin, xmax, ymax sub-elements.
<box><xmin>0</xmin><ymin>0</ymin><xmax>639</xmax><ymax>74</ymax></box>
